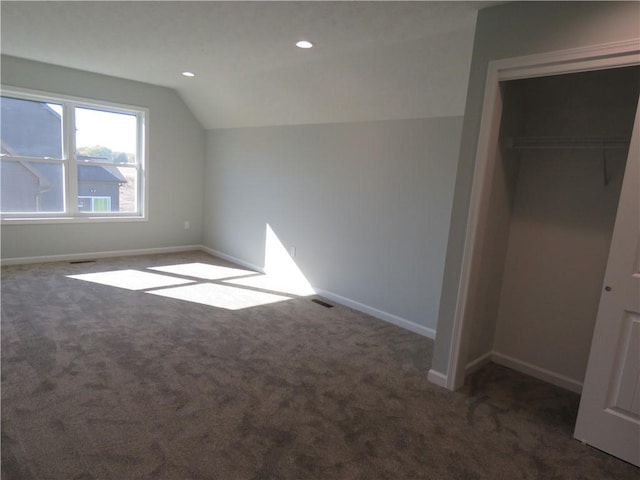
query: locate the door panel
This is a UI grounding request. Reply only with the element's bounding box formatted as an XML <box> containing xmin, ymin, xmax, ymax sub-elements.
<box><xmin>574</xmin><ymin>98</ymin><xmax>640</xmax><ymax>466</ymax></box>
<box><xmin>610</xmin><ymin>313</ymin><xmax>640</xmax><ymax>415</ymax></box>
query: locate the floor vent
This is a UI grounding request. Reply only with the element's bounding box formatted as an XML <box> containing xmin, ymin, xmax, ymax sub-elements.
<box><xmin>311</xmin><ymin>299</ymin><xmax>334</xmax><ymax>308</ymax></box>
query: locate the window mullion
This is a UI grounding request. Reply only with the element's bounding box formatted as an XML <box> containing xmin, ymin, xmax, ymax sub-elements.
<box><xmin>138</xmin><ymin>112</ymin><xmax>146</xmax><ymax>215</ymax></box>
<box><xmin>65</xmin><ymin>103</ymin><xmax>78</xmax><ymax>216</ymax></box>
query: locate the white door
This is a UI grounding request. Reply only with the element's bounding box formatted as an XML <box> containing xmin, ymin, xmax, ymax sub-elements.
<box><xmin>574</xmin><ymin>99</ymin><xmax>640</xmax><ymax>466</ymax></box>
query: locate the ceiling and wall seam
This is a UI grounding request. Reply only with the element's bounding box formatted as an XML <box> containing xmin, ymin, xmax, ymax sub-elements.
<box><xmin>1</xmin><ymin>1</ymin><xmax>499</xmax><ymax>129</ymax></box>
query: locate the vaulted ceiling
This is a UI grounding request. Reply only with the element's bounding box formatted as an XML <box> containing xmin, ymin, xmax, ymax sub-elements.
<box><xmin>1</xmin><ymin>1</ymin><xmax>499</xmax><ymax>129</ymax></box>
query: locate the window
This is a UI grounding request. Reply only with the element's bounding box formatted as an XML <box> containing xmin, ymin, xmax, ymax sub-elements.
<box><xmin>1</xmin><ymin>88</ymin><xmax>147</xmax><ymax>222</ymax></box>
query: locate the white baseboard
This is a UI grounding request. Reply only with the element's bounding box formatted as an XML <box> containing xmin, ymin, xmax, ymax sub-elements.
<box><xmin>428</xmin><ymin>352</ymin><xmax>491</xmax><ymax>391</ymax></box>
<box><xmin>314</xmin><ymin>288</ymin><xmax>436</xmax><ymax>339</ymax></box>
<box><xmin>199</xmin><ymin>246</ymin><xmax>265</xmax><ymax>274</ymax></box>
<box><xmin>435</xmin><ymin>350</ymin><xmax>583</xmax><ymax>393</ymax></box>
<box><xmin>427</xmin><ymin>353</ymin><xmax>492</xmax><ymax>391</ymax></box>
<box><xmin>465</xmin><ymin>351</ymin><xmax>493</xmax><ymax>375</ymax></box>
<box><xmin>427</xmin><ymin>369</ymin><xmax>448</xmax><ymax>388</ymax></box>
<box><xmin>202</xmin><ymin>247</ymin><xmax>436</xmax><ymax>340</ymax></box>
<box><xmin>1</xmin><ymin>245</ymin><xmax>202</xmax><ymax>266</ymax></box>
<box><xmin>491</xmin><ymin>351</ymin><xmax>583</xmax><ymax>393</ymax></box>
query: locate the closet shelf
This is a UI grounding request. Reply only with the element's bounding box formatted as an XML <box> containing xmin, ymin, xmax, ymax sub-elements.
<box><xmin>502</xmin><ymin>136</ymin><xmax>630</xmax><ymax>150</ymax></box>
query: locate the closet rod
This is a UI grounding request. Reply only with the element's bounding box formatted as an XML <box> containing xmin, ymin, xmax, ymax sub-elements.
<box><xmin>502</xmin><ymin>136</ymin><xmax>630</xmax><ymax>150</ymax></box>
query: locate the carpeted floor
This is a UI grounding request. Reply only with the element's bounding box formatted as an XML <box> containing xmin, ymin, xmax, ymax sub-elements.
<box><xmin>1</xmin><ymin>251</ymin><xmax>637</xmax><ymax>479</ymax></box>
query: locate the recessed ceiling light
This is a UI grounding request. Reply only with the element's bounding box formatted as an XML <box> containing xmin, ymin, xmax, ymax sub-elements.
<box><xmin>182</xmin><ymin>71</ymin><xmax>195</xmax><ymax>77</ymax></box>
<box><xmin>296</xmin><ymin>40</ymin><xmax>314</xmax><ymax>49</ymax></box>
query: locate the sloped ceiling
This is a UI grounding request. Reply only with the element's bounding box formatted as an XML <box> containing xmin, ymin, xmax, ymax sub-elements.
<box><xmin>1</xmin><ymin>1</ymin><xmax>498</xmax><ymax>129</ymax></box>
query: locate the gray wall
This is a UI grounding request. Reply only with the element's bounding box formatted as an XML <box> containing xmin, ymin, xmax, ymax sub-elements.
<box><xmin>1</xmin><ymin>56</ymin><xmax>205</xmax><ymax>260</ymax></box>
<box><xmin>203</xmin><ymin>117</ymin><xmax>462</xmax><ymax>332</ymax></box>
<box><xmin>431</xmin><ymin>1</ymin><xmax>640</xmax><ymax>377</ymax></box>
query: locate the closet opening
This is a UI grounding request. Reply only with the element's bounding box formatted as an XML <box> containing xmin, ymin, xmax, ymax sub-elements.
<box><xmin>443</xmin><ymin>42</ymin><xmax>640</xmax><ymax>464</ymax></box>
<box><xmin>474</xmin><ymin>65</ymin><xmax>640</xmax><ymax>393</ymax></box>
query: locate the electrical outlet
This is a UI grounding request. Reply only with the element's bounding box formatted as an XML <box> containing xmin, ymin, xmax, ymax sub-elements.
<box><xmin>184</xmin><ymin>221</ymin><xmax>190</xmax><ymax>230</ymax></box>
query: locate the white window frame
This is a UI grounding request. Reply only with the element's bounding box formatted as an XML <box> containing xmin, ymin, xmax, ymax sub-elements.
<box><xmin>1</xmin><ymin>86</ymin><xmax>148</xmax><ymax>224</ymax></box>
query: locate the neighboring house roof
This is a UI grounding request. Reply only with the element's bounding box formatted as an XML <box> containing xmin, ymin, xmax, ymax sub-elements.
<box><xmin>18</xmin><ymin>162</ymin><xmax>53</xmax><ymax>191</ymax></box>
<box><xmin>1</xmin><ymin>142</ymin><xmax>53</xmax><ymax>190</ymax></box>
<box><xmin>1</xmin><ymin>142</ymin><xmax>16</xmax><ymax>156</ymax></box>
<box><xmin>78</xmin><ymin>164</ymin><xmax>127</xmax><ymax>183</ymax></box>
<box><xmin>3</xmin><ymin>150</ymin><xmax>125</xmax><ymax>188</ymax></box>
<box><xmin>1</xmin><ymin>97</ymin><xmax>63</xmax><ymax>158</ymax></box>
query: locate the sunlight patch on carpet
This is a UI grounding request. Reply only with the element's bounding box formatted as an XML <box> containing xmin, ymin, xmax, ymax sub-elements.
<box><xmin>148</xmin><ymin>262</ymin><xmax>257</xmax><ymax>281</ymax></box>
<box><xmin>225</xmin><ymin>274</ymin><xmax>314</xmax><ymax>297</ymax></box>
<box><xmin>147</xmin><ymin>282</ymin><xmax>291</xmax><ymax>310</ymax></box>
<box><xmin>68</xmin><ymin>269</ymin><xmax>195</xmax><ymax>291</ymax></box>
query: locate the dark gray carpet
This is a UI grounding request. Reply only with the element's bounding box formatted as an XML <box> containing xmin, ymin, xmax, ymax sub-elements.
<box><xmin>1</xmin><ymin>251</ymin><xmax>637</xmax><ymax>479</ymax></box>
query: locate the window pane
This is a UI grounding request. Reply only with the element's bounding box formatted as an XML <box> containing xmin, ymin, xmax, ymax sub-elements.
<box><xmin>0</xmin><ymin>97</ymin><xmax>63</xmax><ymax>159</ymax></box>
<box><xmin>78</xmin><ymin>196</ymin><xmax>111</xmax><ymax>213</ymax></box>
<box><xmin>77</xmin><ymin>164</ymin><xmax>137</xmax><ymax>213</ymax></box>
<box><xmin>92</xmin><ymin>197</ymin><xmax>111</xmax><ymax>212</ymax></box>
<box><xmin>75</xmin><ymin>107</ymin><xmax>137</xmax><ymax>164</ymax></box>
<box><xmin>1</xmin><ymin>160</ymin><xmax>65</xmax><ymax>213</ymax></box>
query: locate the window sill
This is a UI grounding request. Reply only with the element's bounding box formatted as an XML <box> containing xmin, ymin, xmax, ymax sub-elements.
<box><xmin>1</xmin><ymin>215</ymin><xmax>148</xmax><ymax>225</ymax></box>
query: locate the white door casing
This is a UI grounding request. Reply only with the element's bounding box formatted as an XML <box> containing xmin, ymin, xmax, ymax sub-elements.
<box><xmin>435</xmin><ymin>40</ymin><xmax>640</xmax><ymax>464</ymax></box>
<box><xmin>573</xmin><ymin>100</ymin><xmax>640</xmax><ymax>466</ymax></box>
<box><xmin>439</xmin><ymin>39</ymin><xmax>640</xmax><ymax>392</ymax></box>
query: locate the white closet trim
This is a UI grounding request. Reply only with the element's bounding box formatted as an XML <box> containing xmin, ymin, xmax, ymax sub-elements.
<box><xmin>441</xmin><ymin>38</ymin><xmax>640</xmax><ymax>391</ymax></box>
